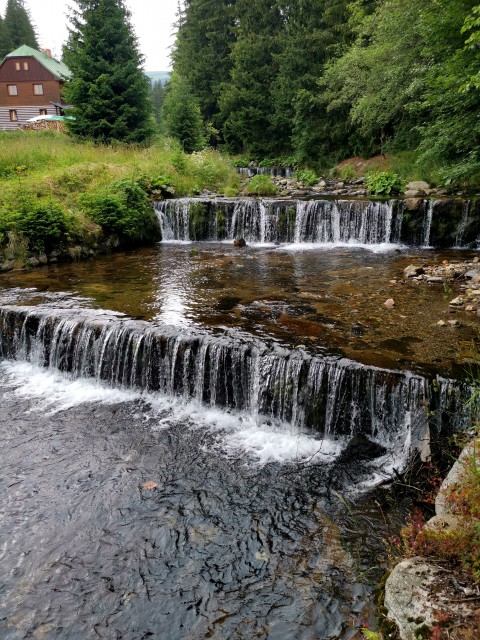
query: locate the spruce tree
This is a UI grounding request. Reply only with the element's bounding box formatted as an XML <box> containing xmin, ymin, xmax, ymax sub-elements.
<box><xmin>218</xmin><ymin>0</ymin><xmax>283</xmax><ymax>156</ymax></box>
<box><xmin>149</xmin><ymin>79</ymin><xmax>165</xmax><ymax>129</ymax></box>
<box><xmin>1</xmin><ymin>0</ymin><xmax>38</xmax><ymax>57</ymax></box>
<box><xmin>162</xmin><ymin>73</ymin><xmax>206</xmax><ymax>153</ymax></box>
<box><xmin>63</xmin><ymin>0</ymin><xmax>153</xmax><ymax>144</ymax></box>
<box><xmin>172</xmin><ymin>0</ymin><xmax>236</xmax><ymax>132</ymax></box>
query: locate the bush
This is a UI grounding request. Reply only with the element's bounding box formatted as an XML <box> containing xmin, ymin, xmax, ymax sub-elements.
<box><xmin>243</xmin><ymin>175</ymin><xmax>277</xmax><ymax>196</ymax></box>
<box><xmin>365</xmin><ymin>171</ymin><xmax>405</xmax><ymax>196</ymax></box>
<box><xmin>82</xmin><ymin>179</ymin><xmax>160</xmax><ymax>243</ymax></box>
<box><xmin>15</xmin><ymin>200</ymin><xmax>70</xmax><ymax>253</ymax></box>
<box><xmin>295</xmin><ymin>168</ymin><xmax>318</xmax><ymax>187</ymax></box>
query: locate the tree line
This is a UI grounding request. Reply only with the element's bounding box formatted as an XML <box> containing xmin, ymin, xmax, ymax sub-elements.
<box><xmin>165</xmin><ymin>0</ymin><xmax>480</xmax><ymax>183</ymax></box>
<box><xmin>0</xmin><ymin>0</ymin><xmax>38</xmax><ymax>58</ymax></box>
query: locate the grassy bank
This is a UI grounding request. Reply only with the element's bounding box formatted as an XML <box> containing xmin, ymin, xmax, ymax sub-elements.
<box><xmin>0</xmin><ymin>131</ymin><xmax>240</xmax><ymax>268</ymax></box>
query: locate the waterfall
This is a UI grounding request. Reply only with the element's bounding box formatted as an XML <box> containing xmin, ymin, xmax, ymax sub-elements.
<box><xmin>155</xmin><ymin>198</ymin><xmax>404</xmax><ymax>246</ymax></box>
<box><xmin>455</xmin><ymin>200</ymin><xmax>471</xmax><ymax>248</ymax></box>
<box><xmin>423</xmin><ymin>200</ymin><xmax>434</xmax><ymax>247</ymax></box>
<box><xmin>0</xmin><ymin>305</ymin><xmax>471</xmax><ymax>451</ymax></box>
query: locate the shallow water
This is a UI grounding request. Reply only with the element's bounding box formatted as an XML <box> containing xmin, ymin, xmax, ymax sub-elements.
<box><xmin>0</xmin><ymin>241</ymin><xmax>476</xmax><ymax>638</ymax></box>
<box><xmin>1</xmin><ymin>243</ymin><xmax>478</xmax><ymax>376</ymax></box>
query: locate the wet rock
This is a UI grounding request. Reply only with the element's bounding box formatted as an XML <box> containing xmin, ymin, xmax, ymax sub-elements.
<box><xmin>27</xmin><ymin>257</ymin><xmax>40</xmax><ymax>267</ymax></box>
<box><xmin>404</xmin><ymin>265</ymin><xmax>425</xmax><ymax>278</ymax></box>
<box><xmin>404</xmin><ymin>198</ymin><xmax>423</xmax><ymax>211</ymax></box>
<box><xmin>448</xmin><ymin>296</ymin><xmax>464</xmax><ymax>307</ymax></box>
<box><xmin>233</xmin><ymin>238</ymin><xmax>246</xmax><ymax>248</ymax></box>
<box><xmin>338</xmin><ymin>434</ymin><xmax>387</xmax><ymax>463</ymax></box>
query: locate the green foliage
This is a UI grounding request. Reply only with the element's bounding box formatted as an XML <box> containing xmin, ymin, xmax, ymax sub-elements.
<box><xmin>149</xmin><ymin>79</ymin><xmax>165</xmax><ymax>130</ymax></box>
<box><xmin>162</xmin><ymin>74</ymin><xmax>206</xmax><ymax>153</ymax></box>
<box><xmin>365</xmin><ymin>172</ymin><xmax>405</xmax><ymax>196</ymax></box>
<box><xmin>295</xmin><ymin>169</ymin><xmax>318</xmax><ymax>187</ymax></box>
<box><xmin>0</xmin><ymin>0</ymin><xmax>38</xmax><ymax>58</ymax></box>
<box><xmin>243</xmin><ymin>175</ymin><xmax>277</xmax><ymax>196</ymax></box>
<box><xmin>81</xmin><ymin>178</ymin><xmax>160</xmax><ymax>242</ymax></box>
<box><xmin>15</xmin><ymin>200</ymin><xmax>70</xmax><ymax>253</ymax></box>
<box><xmin>172</xmin><ymin>0</ymin><xmax>235</xmax><ymax>132</ymax></box>
<box><xmin>63</xmin><ymin>0</ymin><xmax>153</xmax><ymax>144</ymax></box>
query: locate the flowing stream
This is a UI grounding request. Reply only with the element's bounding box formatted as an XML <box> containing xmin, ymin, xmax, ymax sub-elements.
<box><xmin>1</xmin><ymin>204</ymin><xmax>478</xmax><ymax>638</ymax></box>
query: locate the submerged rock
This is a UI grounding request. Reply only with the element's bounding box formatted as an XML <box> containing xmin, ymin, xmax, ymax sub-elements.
<box><xmin>338</xmin><ymin>434</ymin><xmax>387</xmax><ymax>463</ymax></box>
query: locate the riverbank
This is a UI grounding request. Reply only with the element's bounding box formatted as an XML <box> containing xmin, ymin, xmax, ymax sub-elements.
<box><xmin>384</xmin><ymin>438</ymin><xmax>480</xmax><ymax>639</ymax></box>
<box><xmin>0</xmin><ymin>132</ymin><xmax>240</xmax><ymax>270</ymax></box>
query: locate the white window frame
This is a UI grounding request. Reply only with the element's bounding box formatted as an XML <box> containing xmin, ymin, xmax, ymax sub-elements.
<box><xmin>7</xmin><ymin>84</ymin><xmax>18</xmax><ymax>96</ymax></box>
<box><xmin>33</xmin><ymin>84</ymin><xmax>44</xmax><ymax>96</ymax></box>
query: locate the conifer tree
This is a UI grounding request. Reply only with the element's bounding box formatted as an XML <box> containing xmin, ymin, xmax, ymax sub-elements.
<box><xmin>1</xmin><ymin>0</ymin><xmax>38</xmax><ymax>58</ymax></box>
<box><xmin>149</xmin><ymin>79</ymin><xmax>165</xmax><ymax>129</ymax></box>
<box><xmin>162</xmin><ymin>73</ymin><xmax>206</xmax><ymax>153</ymax></box>
<box><xmin>63</xmin><ymin>0</ymin><xmax>153</xmax><ymax>144</ymax></box>
<box><xmin>172</xmin><ymin>0</ymin><xmax>236</xmax><ymax>132</ymax></box>
<box><xmin>219</xmin><ymin>0</ymin><xmax>283</xmax><ymax>155</ymax></box>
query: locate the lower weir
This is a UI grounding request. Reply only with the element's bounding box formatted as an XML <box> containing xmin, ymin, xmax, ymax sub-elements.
<box><xmin>0</xmin><ymin>304</ymin><xmax>471</xmax><ymax>464</ymax></box>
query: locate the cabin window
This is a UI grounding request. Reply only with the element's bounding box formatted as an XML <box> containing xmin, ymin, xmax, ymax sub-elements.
<box><xmin>9</xmin><ymin>110</ymin><xmax>18</xmax><ymax>122</ymax></box>
<box><xmin>39</xmin><ymin>109</ymin><xmax>47</xmax><ymax>115</ymax></box>
<box><xmin>33</xmin><ymin>84</ymin><xmax>44</xmax><ymax>95</ymax></box>
<box><xmin>15</xmin><ymin>62</ymin><xmax>20</xmax><ymax>71</ymax></box>
<box><xmin>7</xmin><ymin>84</ymin><xmax>18</xmax><ymax>96</ymax></box>
<box><xmin>23</xmin><ymin>62</ymin><xmax>29</xmax><ymax>71</ymax></box>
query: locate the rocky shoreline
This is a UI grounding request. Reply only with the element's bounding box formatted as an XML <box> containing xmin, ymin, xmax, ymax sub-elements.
<box><xmin>384</xmin><ymin>440</ymin><xmax>480</xmax><ymax>640</ymax></box>
<box><xmin>404</xmin><ymin>258</ymin><xmax>480</xmax><ymax>320</ymax></box>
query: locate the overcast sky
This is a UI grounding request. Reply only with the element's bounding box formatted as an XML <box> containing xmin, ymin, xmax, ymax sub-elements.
<box><xmin>0</xmin><ymin>0</ymin><xmax>178</xmax><ymax>70</ymax></box>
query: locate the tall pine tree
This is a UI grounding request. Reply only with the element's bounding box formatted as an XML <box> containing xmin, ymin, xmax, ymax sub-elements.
<box><xmin>219</xmin><ymin>0</ymin><xmax>283</xmax><ymax>156</ymax></box>
<box><xmin>0</xmin><ymin>0</ymin><xmax>38</xmax><ymax>58</ymax></box>
<box><xmin>63</xmin><ymin>0</ymin><xmax>153</xmax><ymax>144</ymax></box>
<box><xmin>172</xmin><ymin>0</ymin><xmax>236</xmax><ymax>133</ymax></box>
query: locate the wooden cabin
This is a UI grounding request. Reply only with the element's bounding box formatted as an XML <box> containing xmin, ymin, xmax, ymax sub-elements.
<box><xmin>0</xmin><ymin>44</ymin><xmax>71</xmax><ymax>130</ymax></box>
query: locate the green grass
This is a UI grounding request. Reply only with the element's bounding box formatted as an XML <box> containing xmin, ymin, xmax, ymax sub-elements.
<box><xmin>0</xmin><ymin>131</ymin><xmax>240</xmax><ymax>264</ymax></box>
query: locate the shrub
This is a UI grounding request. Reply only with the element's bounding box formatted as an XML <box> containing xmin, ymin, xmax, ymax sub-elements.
<box><xmin>15</xmin><ymin>200</ymin><xmax>70</xmax><ymax>253</ymax></box>
<box><xmin>82</xmin><ymin>180</ymin><xmax>160</xmax><ymax>243</ymax></box>
<box><xmin>365</xmin><ymin>171</ymin><xmax>405</xmax><ymax>196</ymax></box>
<box><xmin>243</xmin><ymin>175</ymin><xmax>277</xmax><ymax>196</ymax></box>
<box><xmin>295</xmin><ymin>168</ymin><xmax>318</xmax><ymax>187</ymax></box>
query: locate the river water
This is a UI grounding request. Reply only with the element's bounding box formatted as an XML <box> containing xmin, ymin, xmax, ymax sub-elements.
<box><xmin>0</xmin><ymin>240</ymin><xmax>477</xmax><ymax>639</ymax></box>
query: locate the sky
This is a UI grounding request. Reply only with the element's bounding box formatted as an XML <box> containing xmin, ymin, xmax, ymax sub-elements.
<box><xmin>0</xmin><ymin>0</ymin><xmax>178</xmax><ymax>70</ymax></box>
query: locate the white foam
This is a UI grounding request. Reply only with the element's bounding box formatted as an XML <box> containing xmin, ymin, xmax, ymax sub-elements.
<box><xmin>280</xmin><ymin>242</ymin><xmax>403</xmax><ymax>254</ymax></box>
<box><xmin>0</xmin><ymin>360</ymin><xmax>341</xmax><ymax>466</ymax></box>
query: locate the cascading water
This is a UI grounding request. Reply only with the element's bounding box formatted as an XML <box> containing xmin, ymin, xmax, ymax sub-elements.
<box><xmin>455</xmin><ymin>200</ymin><xmax>471</xmax><ymax>248</ymax></box>
<box><xmin>0</xmin><ymin>304</ymin><xmax>471</xmax><ymax>469</ymax></box>
<box><xmin>155</xmin><ymin>198</ymin><xmax>405</xmax><ymax>245</ymax></box>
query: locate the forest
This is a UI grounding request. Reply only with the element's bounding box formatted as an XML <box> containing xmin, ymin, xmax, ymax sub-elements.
<box><xmin>165</xmin><ymin>0</ymin><xmax>480</xmax><ymax>185</ymax></box>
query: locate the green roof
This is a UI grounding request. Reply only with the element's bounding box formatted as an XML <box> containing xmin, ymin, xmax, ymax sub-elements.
<box><xmin>4</xmin><ymin>45</ymin><xmax>71</xmax><ymax>81</ymax></box>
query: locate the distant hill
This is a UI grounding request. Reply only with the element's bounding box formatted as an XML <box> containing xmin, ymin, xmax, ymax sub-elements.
<box><xmin>146</xmin><ymin>71</ymin><xmax>170</xmax><ymax>85</ymax></box>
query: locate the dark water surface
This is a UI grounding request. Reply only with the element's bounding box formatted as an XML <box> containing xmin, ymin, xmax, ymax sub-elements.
<box><xmin>0</xmin><ymin>363</ymin><xmax>404</xmax><ymax>640</ymax></box>
<box><xmin>1</xmin><ymin>243</ymin><xmax>478</xmax><ymax>376</ymax></box>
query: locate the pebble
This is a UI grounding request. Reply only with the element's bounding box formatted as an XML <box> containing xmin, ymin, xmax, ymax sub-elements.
<box><xmin>436</xmin><ymin>320</ymin><xmax>447</xmax><ymax>327</ymax></box>
<box><xmin>384</xmin><ymin>298</ymin><xmax>395</xmax><ymax>308</ymax></box>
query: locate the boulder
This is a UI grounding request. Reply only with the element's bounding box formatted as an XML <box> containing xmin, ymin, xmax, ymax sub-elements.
<box><xmin>337</xmin><ymin>434</ymin><xmax>387</xmax><ymax>463</ymax></box>
<box><xmin>384</xmin><ymin>558</ymin><xmax>450</xmax><ymax>640</ymax></box>
<box><xmin>405</xmin><ymin>189</ymin><xmax>426</xmax><ymax>198</ymax></box>
<box><xmin>407</xmin><ymin>180</ymin><xmax>430</xmax><ymax>193</ymax></box>
<box><xmin>233</xmin><ymin>238</ymin><xmax>246</xmax><ymax>248</ymax></box>
<box><xmin>404</xmin><ymin>198</ymin><xmax>423</xmax><ymax>211</ymax></box>
<box><xmin>404</xmin><ymin>265</ymin><xmax>425</xmax><ymax>278</ymax></box>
